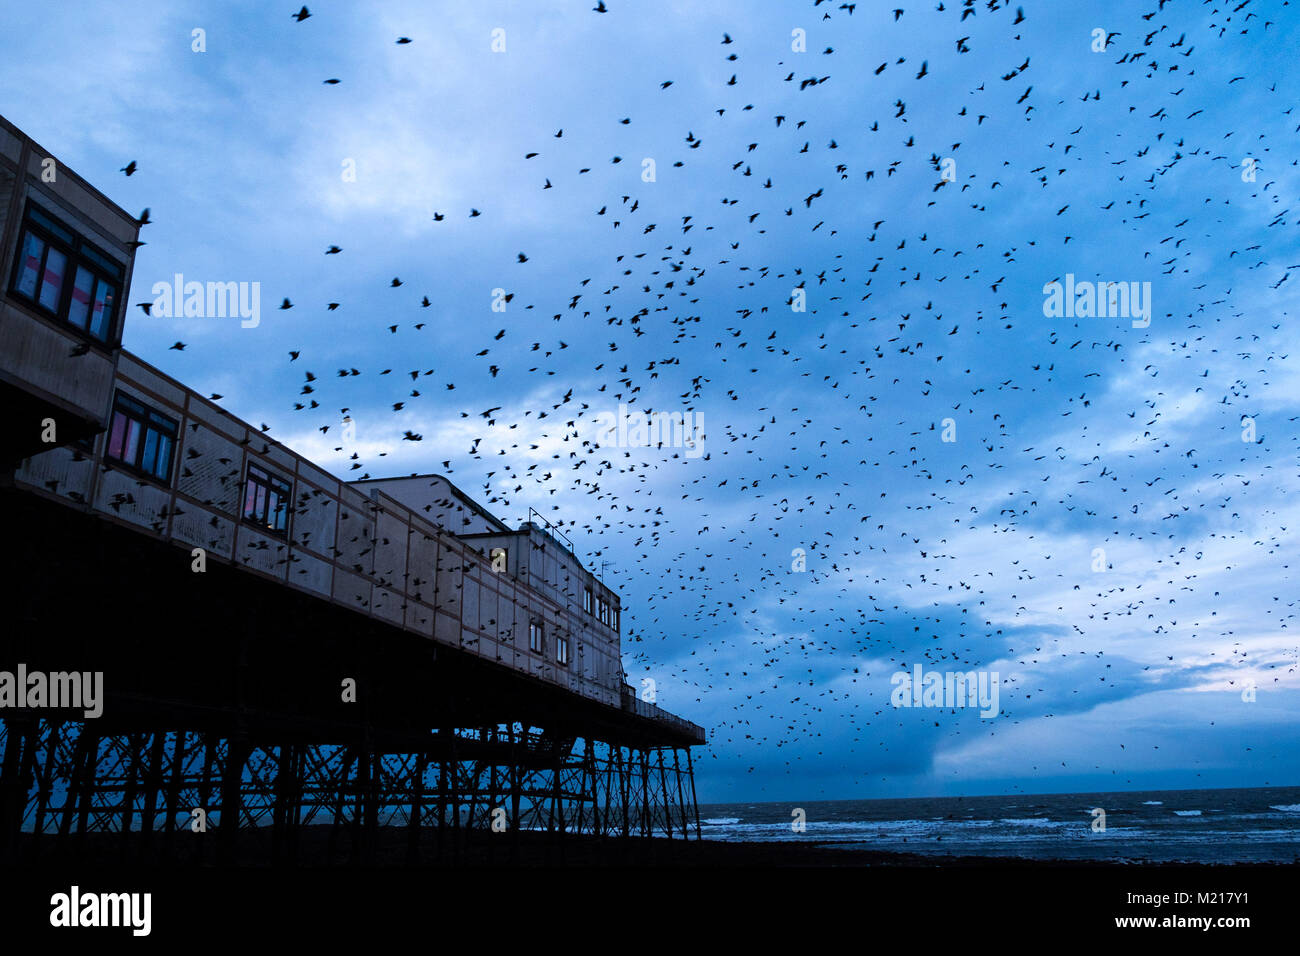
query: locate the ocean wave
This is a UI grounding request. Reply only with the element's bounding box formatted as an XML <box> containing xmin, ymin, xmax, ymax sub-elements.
<box><xmin>704</xmin><ymin>818</ymin><xmax>940</xmax><ymax>837</ymax></box>
<box><xmin>999</xmin><ymin>818</ymin><xmax>1058</xmax><ymax>828</ymax></box>
<box><xmin>1141</xmin><ymin>801</ymin><xmax>1163</xmax><ymax>805</ymax></box>
<box><xmin>1172</xmin><ymin>810</ymin><xmax>1202</xmax><ymax>816</ymax></box>
<box><xmin>702</xmin><ymin>817</ymin><xmax>741</xmax><ymax>825</ymax></box>
<box><xmin>1270</xmin><ymin>804</ymin><xmax>1300</xmax><ymax>813</ymax></box>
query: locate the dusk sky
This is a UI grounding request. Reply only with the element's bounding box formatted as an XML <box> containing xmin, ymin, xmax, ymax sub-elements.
<box><xmin>3</xmin><ymin>0</ymin><xmax>1297</xmax><ymax>803</ymax></box>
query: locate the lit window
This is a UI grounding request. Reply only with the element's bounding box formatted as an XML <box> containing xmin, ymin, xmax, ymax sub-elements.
<box><xmin>38</xmin><ymin>247</ymin><xmax>67</xmax><ymax>311</ymax></box>
<box><xmin>556</xmin><ymin>634</ymin><xmax>570</xmax><ymax>666</ymax></box>
<box><xmin>68</xmin><ymin>267</ymin><xmax>95</xmax><ymax>329</ymax></box>
<box><xmin>529</xmin><ymin>620</ymin><xmax>544</xmax><ymax>653</ymax></box>
<box><xmin>14</xmin><ymin>232</ymin><xmax>43</xmax><ymax>298</ymax></box>
<box><xmin>105</xmin><ymin>391</ymin><xmax>177</xmax><ymax>483</ymax></box>
<box><xmin>8</xmin><ymin>203</ymin><xmax>123</xmax><ymax>345</ymax></box>
<box><xmin>242</xmin><ymin>463</ymin><xmax>292</xmax><ymax>534</ymax></box>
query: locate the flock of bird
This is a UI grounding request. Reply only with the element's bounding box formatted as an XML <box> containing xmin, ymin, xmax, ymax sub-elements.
<box><xmin>110</xmin><ymin>0</ymin><xmax>1298</xmax><ymax>794</ymax></box>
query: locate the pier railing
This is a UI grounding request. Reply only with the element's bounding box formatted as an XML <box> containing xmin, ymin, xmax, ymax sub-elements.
<box><xmin>621</xmin><ymin>684</ymin><xmax>706</xmax><ymax>744</ymax></box>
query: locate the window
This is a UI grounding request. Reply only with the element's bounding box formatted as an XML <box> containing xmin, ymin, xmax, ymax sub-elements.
<box><xmin>105</xmin><ymin>391</ymin><xmax>177</xmax><ymax>483</ymax></box>
<box><xmin>529</xmin><ymin>620</ymin><xmax>544</xmax><ymax>654</ymax></box>
<box><xmin>9</xmin><ymin>202</ymin><xmax>124</xmax><ymax>345</ymax></box>
<box><xmin>556</xmin><ymin>633</ymin><xmax>570</xmax><ymax>666</ymax></box>
<box><xmin>583</xmin><ymin>587</ymin><xmax>592</xmax><ymax>614</ymax></box>
<box><xmin>597</xmin><ymin>596</ymin><xmax>610</xmax><ymax>626</ymax></box>
<box><xmin>242</xmin><ymin>463</ymin><xmax>292</xmax><ymax>534</ymax></box>
<box><xmin>612</xmin><ymin>607</ymin><xmax>620</xmax><ymax>633</ymax></box>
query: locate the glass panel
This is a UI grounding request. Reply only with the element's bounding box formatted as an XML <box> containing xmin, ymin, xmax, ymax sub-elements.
<box><xmin>117</xmin><ymin>393</ymin><xmax>145</xmax><ymax>416</ymax></box>
<box><xmin>153</xmin><ymin>434</ymin><xmax>173</xmax><ymax>480</ymax></box>
<box><xmin>39</xmin><ymin>246</ymin><xmax>66</xmax><ymax>311</ymax></box>
<box><xmin>90</xmin><ymin>281</ymin><xmax>115</xmax><ymax>341</ymax></box>
<box><xmin>142</xmin><ymin>428</ymin><xmax>160</xmax><ymax>476</ymax></box>
<box><xmin>254</xmin><ymin>484</ymin><xmax>267</xmax><ymax>523</ymax></box>
<box><xmin>67</xmin><ymin>266</ymin><xmax>94</xmax><ymax>329</ymax></box>
<box><xmin>122</xmin><ymin>419</ymin><xmax>141</xmax><ymax>466</ymax></box>
<box><xmin>107</xmin><ymin>411</ymin><xmax>128</xmax><ymax>460</ymax></box>
<box><xmin>27</xmin><ymin>205</ymin><xmax>75</xmax><ymax>244</ymax></box>
<box><xmin>243</xmin><ymin>480</ymin><xmax>258</xmax><ymax>519</ymax></box>
<box><xmin>15</xmin><ymin>232</ymin><xmax>43</xmax><ymax>298</ymax></box>
<box><xmin>79</xmin><ymin>243</ymin><xmax>124</xmax><ymax>280</ymax></box>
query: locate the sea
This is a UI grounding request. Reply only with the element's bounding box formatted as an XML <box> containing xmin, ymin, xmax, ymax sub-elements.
<box><xmin>697</xmin><ymin>786</ymin><xmax>1300</xmax><ymax>863</ymax></box>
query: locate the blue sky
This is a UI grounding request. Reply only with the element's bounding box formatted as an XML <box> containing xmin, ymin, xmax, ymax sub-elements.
<box><xmin>3</xmin><ymin>0</ymin><xmax>1298</xmax><ymax>802</ymax></box>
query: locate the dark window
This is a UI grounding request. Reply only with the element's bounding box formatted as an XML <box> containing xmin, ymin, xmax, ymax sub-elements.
<box><xmin>529</xmin><ymin>620</ymin><xmax>544</xmax><ymax>654</ymax></box>
<box><xmin>242</xmin><ymin>463</ymin><xmax>291</xmax><ymax>534</ymax></box>
<box><xmin>9</xmin><ymin>202</ymin><xmax>124</xmax><ymax>345</ymax></box>
<box><xmin>105</xmin><ymin>391</ymin><xmax>177</xmax><ymax>483</ymax></box>
<box><xmin>556</xmin><ymin>633</ymin><xmax>570</xmax><ymax>666</ymax></box>
<box><xmin>583</xmin><ymin>587</ymin><xmax>593</xmax><ymax>614</ymax></box>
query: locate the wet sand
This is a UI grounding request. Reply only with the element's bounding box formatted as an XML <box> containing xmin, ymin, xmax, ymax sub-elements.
<box><xmin>14</xmin><ymin>826</ymin><xmax>1280</xmax><ymax>867</ymax></box>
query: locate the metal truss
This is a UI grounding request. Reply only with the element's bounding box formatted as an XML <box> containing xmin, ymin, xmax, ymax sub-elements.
<box><xmin>0</xmin><ymin>718</ymin><xmax>703</xmax><ymax>864</ymax></box>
